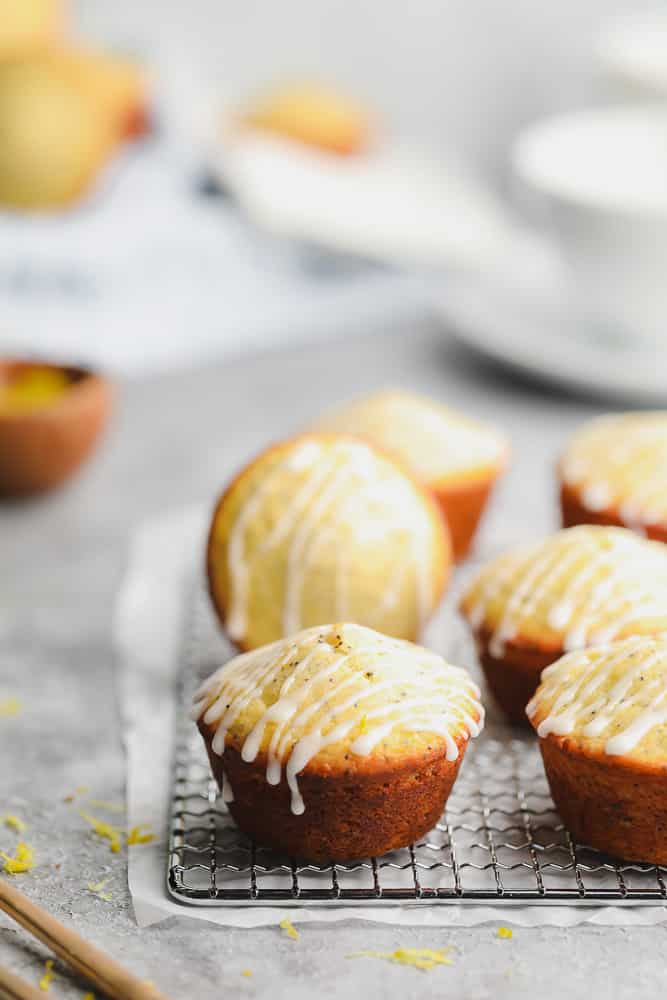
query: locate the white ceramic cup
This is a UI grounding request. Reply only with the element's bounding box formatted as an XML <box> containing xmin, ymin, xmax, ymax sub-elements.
<box><xmin>511</xmin><ymin>106</ymin><xmax>667</xmax><ymax>345</ymax></box>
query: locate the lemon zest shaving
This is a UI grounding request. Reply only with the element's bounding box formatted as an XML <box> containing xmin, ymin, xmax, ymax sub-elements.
<box><xmin>64</xmin><ymin>785</ymin><xmax>89</xmax><ymax>804</ymax></box>
<box><xmin>0</xmin><ymin>697</ymin><xmax>22</xmax><ymax>717</ymax></box>
<box><xmin>348</xmin><ymin>947</ymin><xmax>453</xmax><ymax>970</ymax></box>
<box><xmin>3</xmin><ymin>814</ymin><xmax>27</xmax><ymax>833</ymax></box>
<box><xmin>279</xmin><ymin>916</ymin><xmax>299</xmax><ymax>940</ymax></box>
<box><xmin>79</xmin><ymin>812</ymin><xmax>122</xmax><ymax>853</ymax></box>
<box><xmin>358</xmin><ymin>714</ymin><xmax>368</xmax><ymax>734</ymax></box>
<box><xmin>39</xmin><ymin>959</ymin><xmax>55</xmax><ymax>991</ymax></box>
<box><xmin>497</xmin><ymin>926</ymin><xmax>513</xmax><ymax>939</ymax></box>
<box><xmin>83</xmin><ymin>994</ymin><xmax>95</xmax><ymax>1000</ymax></box>
<box><xmin>126</xmin><ymin>825</ymin><xmax>154</xmax><ymax>846</ymax></box>
<box><xmin>1</xmin><ymin>841</ymin><xmax>35</xmax><ymax>874</ymax></box>
<box><xmin>241</xmin><ymin>969</ymin><xmax>253</xmax><ymax>977</ymax></box>
<box><xmin>88</xmin><ymin>799</ymin><xmax>124</xmax><ymax>814</ymax></box>
<box><xmin>87</xmin><ymin>877</ymin><xmax>113</xmax><ymax>901</ymax></box>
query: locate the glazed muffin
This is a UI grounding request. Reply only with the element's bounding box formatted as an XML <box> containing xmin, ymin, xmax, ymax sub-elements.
<box><xmin>207</xmin><ymin>433</ymin><xmax>451</xmax><ymax>651</ymax></box>
<box><xmin>315</xmin><ymin>390</ymin><xmax>509</xmax><ymax>560</ymax></box>
<box><xmin>0</xmin><ymin>0</ymin><xmax>64</xmax><ymax>57</ymax></box>
<box><xmin>192</xmin><ymin>623</ymin><xmax>483</xmax><ymax>861</ymax></box>
<box><xmin>46</xmin><ymin>47</ymin><xmax>149</xmax><ymax>140</ymax></box>
<box><xmin>460</xmin><ymin>525</ymin><xmax>667</xmax><ymax>724</ymax></box>
<box><xmin>240</xmin><ymin>82</ymin><xmax>369</xmax><ymax>155</ymax></box>
<box><xmin>528</xmin><ymin>636</ymin><xmax>667</xmax><ymax>864</ymax></box>
<box><xmin>560</xmin><ymin>412</ymin><xmax>667</xmax><ymax>543</ymax></box>
<box><xmin>0</xmin><ymin>56</ymin><xmax>115</xmax><ymax>210</ymax></box>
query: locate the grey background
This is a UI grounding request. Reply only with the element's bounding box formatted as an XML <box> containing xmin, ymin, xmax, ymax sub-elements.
<box><xmin>2</xmin><ymin>319</ymin><xmax>665</xmax><ymax>999</ymax></box>
<box><xmin>75</xmin><ymin>0</ymin><xmax>643</xmax><ymax>176</ymax></box>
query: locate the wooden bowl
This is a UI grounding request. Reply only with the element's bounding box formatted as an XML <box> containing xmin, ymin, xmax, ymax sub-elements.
<box><xmin>0</xmin><ymin>360</ymin><xmax>113</xmax><ymax>497</ymax></box>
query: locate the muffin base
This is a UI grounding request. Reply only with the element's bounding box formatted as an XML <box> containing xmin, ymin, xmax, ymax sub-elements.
<box><xmin>560</xmin><ymin>482</ymin><xmax>667</xmax><ymax>544</ymax></box>
<box><xmin>540</xmin><ymin>735</ymin><xmax>667</xmax><ymax>864</ymax></box>
<box><xmin>433</xmin><ymin>474</ymin><xmax>497</xmax><ymax>561</ymax></box>
<box><xmin>200</xmin><ymin>724</ymin><xmax>469</xmax><ymax>861</ymax></box>
<box><xmin>476</xmin><ymin>631</ymin><xmax>560</xmax><ymax>725</ymax></box>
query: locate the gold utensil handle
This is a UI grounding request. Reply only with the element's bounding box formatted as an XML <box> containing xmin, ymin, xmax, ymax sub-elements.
<box><xmin>0</xmin><ymin>879</ymin><xmax>171</xmax><ymax>1000</ymax></box>
<box><xmin>0</xmin><ymin>961</ymin><xmax>44</xmax><ymax>1000</ymax></box>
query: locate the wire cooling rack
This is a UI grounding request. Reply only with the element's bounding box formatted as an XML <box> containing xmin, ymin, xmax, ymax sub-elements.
<box><xmin>167</xmin><ymin>589</ymin><xmax>667</xmax><ymax>907</ymax></box>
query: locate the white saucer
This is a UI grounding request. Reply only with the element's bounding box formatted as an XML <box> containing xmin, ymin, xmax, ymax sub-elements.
<box><xmin>431</xmin><ymin>274</ymin><xmax>666</xmax><ymax>404</ymax></box>
<box><xmin>209</xmin><ymin>133</ymin><xmax>516</xmax><ymax>267</ymax></box>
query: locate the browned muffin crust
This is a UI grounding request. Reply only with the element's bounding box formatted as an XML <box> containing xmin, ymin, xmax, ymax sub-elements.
<box><xmin>539</xmin><ymin>734</ymin><xmax>667</xmax><ymax>864</ymax></box>
<box><xmin>560</xmin><ymin>481</ymin><xmax>667</xmax><ymax>543</ymax></box>
<box><xmin>199</xmin><ymin>719</ymin><xmax>471</xmax><ymax>861</ymax></box>
<box><xmin>473</xmin><ymin>627</ymin><xmax>561</xmax><ymax>726</ymax></box>
<box><xmin>433</xmin><ymin>475</ymin><xmax>497</xmax><ymax>561</ymax></box>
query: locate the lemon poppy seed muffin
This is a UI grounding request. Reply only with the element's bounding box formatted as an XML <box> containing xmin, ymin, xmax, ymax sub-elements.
<box><xmin>528</xmin><ymin>636</ymin><xmax>667</xmax><ymax>863</ymax></box>
<box><xmin>207</xmin><ymin>433</ymin><xmax>451</xmax><ymax>651</ymax></box>
<box><xmin>315</xmin><ymin>390</ymin><xmax>509</xmax><ymax>559</ymax></box>
<box><xmin>560</xmin><ymin>412</ymin><xmax>667</xmax><ymax>543</ymax></box>
<box><xmin>0</xmin><ymin>56</ymin><xmax>115</xmax><ymax>210</ymax></box>
<box><xmin>193</xmin><ymin>623</ymin><xmax>483</xmax><ymax>860</ymax></box>
<box><xmin>0</xmin><ymin>0</ymin><xmax>64</xmax><ymax>58</ymax></box>
<box><xmin>460</xmin><ymin>525</ymin><xmax>667</xmax><ymax>724</ymax></box>
<box><xmin>240</xmin><ymin>82</ymin><xmax>369</xmax><ymax>155</ymax></box>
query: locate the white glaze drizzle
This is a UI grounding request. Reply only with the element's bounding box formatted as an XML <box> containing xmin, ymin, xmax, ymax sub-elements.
<box><xmin>527</xmin><ymin>637</ymin><xmax>667</xmax><ymax>757</ymax></box>
<box><xmin>192</xmin><ymin>624</ymin><xmax>483</xmax><ymax>815</ymax></box>
<box><xmin>463</xmin><ymin>526</ymin><xmax>667</xmax><ymax>658</ymax></box>
<box><xmin>563</xmin><ymin>413</ymin><xmax>667</xmax><ymax>529</ymax></box>
<box><xmin>224</xmin><ymin>437</ymin><xmax>438</xmax><ymax>644</ymax></box>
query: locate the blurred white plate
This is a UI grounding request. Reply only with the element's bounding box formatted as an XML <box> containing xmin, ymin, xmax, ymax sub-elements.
<box><xmin>209</xmin><ymin>133</ymin><xmax>517</xmax><ymax>267</ymax></box>
<box><xmin>431</xmin><ymin>274</ymin><xmax>667</xmax><ymax>403</ymax></box>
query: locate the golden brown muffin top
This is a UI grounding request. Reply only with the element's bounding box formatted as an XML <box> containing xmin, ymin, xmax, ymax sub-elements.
<box><xmin>460</xmin><ymin>525</ymin><xmax>667</xmax><ymax>657</ymax></box>
<box><xmin>527</xmin><ymin>635</ymin><xmax>667</xmax><ymax>766</ymax></box>
<box><xmin>316</xmin><ymin>389</ymin><xmax>509</xmax><ymax>486</ymax></box>
<box><xmin>208</xmin><ymin>433</ymin><xmax>450</xmax><ymax>650</ymax></box>
<box><xmin>561</xmin><ymin>412</ymin><xmax>667</xmax><ymax>530</ymax></box>
<box><xmin>193</xmin><ymin>623</ymin><xmax>483</xmax><ymax>815</ymax></box>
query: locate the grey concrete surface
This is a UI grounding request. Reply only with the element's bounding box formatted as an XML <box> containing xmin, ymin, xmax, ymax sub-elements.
<box><xmin>1</xmin><ymin>315</ymin><xmax>665</xmax><ymax>999</ymax></box>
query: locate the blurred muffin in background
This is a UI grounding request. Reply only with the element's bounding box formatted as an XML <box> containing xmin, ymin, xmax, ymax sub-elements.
<box><xmin>0</xmin><ymin>55</ymin><xmax>115</xmax><ymax>209</ymax></box>
<box><xmin>240</xmin><ymin>82</ymin><xmax>370</xmax><ymax>155</ymax></box>
<box><xmin>0</xmin><ymin>0</ymin><xmax>64</xmax><ymax>57</ymax></box>
<box><xmin>45</xmin><ymin>46</ymin><xmax>149</xmax><ymax>140</ymax></box>
<box><xmin>315</xmin><ymin>390</ymin><xmax>509</xmax><ymax>560</ymax></box>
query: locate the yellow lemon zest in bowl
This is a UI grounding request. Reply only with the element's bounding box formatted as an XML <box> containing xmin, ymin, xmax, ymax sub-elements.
<box><xmin>497</xmin><ymin>926</ymin><xmax>513</xmax><ymax>939</ymax></box>
<box><xmin>1</xmin><ymin>841</ymin><xmax>35</xmax><ymax>874</ymax></box>
<box><xmin>3</xmin><ymin>814</ymin><xmax>27</xmax><ymax>833</ymax></box>
<box><xmin>0</xmin><ymin>697</ymin><xmax>22</xmax><ymax>717</ymax></box>
<box><xmin>87</xmin><ymin>877</ymin><xmax>112</xmax><ymax>901</ymax></box>
<box><xmin>0</xmin><ymin>367</ymin><xmax>69</xmax><ymax>415</ymax></box>
<box><xmin>126</xmin><ymin>825</ymin><xmax>154</xmax><ymax>846</ymax></box>
<box><xmin>79</xmin><ymin>812</ymin><xmax>122</xmax><ymax>853</ymax></box>
<box><xmin>38</xmin><ymin>959</ymin><xmax>55</xmax><ymax>991</ymax></box>
<box><xmin>39</xmin><ymin>958</ymin><xmax>56</xmax><ymax>993</ymax></box>
<box><xmin>279</xmin><ymin>916</ymin><xmax>299</xmax><ymax>940</ymax></box>
<box><xmin>348</xmin><ymin>947</ymin><xmax>453</xmax><ymax>970</ymax></box>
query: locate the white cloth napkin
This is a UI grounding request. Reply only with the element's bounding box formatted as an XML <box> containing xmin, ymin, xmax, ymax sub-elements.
<box><xmin>116</xmin><ymin>506</ymin><xmax>667</xmax><ymax>928</ymax></box>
